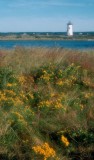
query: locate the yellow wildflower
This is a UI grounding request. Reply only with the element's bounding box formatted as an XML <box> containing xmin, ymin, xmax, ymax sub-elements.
<box><xmin>7</xmin><ymin>83</ymin><xmax>13</xmax><ymax>87</ymax></box>
<box><xmin>84</xmin><ymin>93</ymin><xmax>93</xmax><ymax>99</ymax></box>
<box><xmin>56</xmin><ymin>80</ymin><xmax>64</xmax><ymax>86</ymax></box>
<box><xmin>18</xmin><ymin>75</ymin><xmax>26</xmax><ymax>84</ymax></box>
<box><xmin>80</xmin><ymin>104</ymin><xmax>84</xmax><ymax>110</ymax></box>
<box><xmin>61</xmin><ymin>135</ymin><xmax>69</xmax><ymax>147</ymax></box>
<box><xmin>32</xmin><ymin>142</ymin><xmax>56</xmax><ymax>160</ymax></box>
<box><xmin>39</xmin><ymin>100</ymin><xmax>51</xmax><ymax>108</ymax></box>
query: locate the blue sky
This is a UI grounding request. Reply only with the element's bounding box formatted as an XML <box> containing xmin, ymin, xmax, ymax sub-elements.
<box><xmin>0</xmin><ymin>0</ymin><xmax>94</xmax><ymax>32</ymax></box>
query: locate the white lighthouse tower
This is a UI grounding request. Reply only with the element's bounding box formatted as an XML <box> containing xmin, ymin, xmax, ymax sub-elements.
<box><xmin>67</xmin><ymin>21</ymin><xmax>73</xmax><ymax>36</ymax></box>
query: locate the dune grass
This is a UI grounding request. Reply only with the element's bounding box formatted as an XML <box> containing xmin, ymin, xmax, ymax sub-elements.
<box><xmin>0</xmin><ymin>47</ymin><xmax>94</xmax><ymax>160</ymax></box>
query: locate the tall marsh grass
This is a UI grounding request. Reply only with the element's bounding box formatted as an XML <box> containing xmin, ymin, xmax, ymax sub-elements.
<box><xmin>1</xmin><ymin>47</ymin><xmax>94</xmax><ymax>73</ymax></box>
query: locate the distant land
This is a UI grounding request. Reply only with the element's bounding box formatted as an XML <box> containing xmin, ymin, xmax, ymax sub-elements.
<box><xmin>0</xmin><ymin>32</ymin><xmax>94</xmax><ymax>40</ymax></box>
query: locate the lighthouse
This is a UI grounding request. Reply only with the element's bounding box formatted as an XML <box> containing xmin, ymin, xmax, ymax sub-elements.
<box><xmin>67</xmin><ymin>21</ymin><xmax>73</xmax><ymax>36</ymax></box>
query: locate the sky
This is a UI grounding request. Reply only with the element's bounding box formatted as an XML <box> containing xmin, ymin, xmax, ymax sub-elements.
<box><xmin>0</xmin><ymin>0</ymin><xmax>94</xmax><ymax>32</ymax></box>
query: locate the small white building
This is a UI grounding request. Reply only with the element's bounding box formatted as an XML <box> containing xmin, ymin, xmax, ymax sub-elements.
<box><xmin>67</xmin><ymin>21</ymin><xmax>73</xmax><ymax>36</ymax></box>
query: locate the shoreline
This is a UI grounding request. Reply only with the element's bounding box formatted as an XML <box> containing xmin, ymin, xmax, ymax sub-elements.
<box><xmin>0</xmin><ymin>33</ymin><xmax>94</xmax><ymax>41</ymax></box>
<box><xmin>0</xmin><ymin>37</ymin><xmax>94</xmax><ymax>41</ymax></box>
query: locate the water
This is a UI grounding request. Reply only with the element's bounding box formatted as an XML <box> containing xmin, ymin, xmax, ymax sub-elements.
<box><xmin>0</xmin><ymin>40</ymin><xmax>94</xmax><ymax>50</ymax></box>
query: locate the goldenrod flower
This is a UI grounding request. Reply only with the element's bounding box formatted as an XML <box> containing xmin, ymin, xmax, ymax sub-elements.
<box><xmin>61</xmin><ymin>135</ymin><xmax>69</xmax><ymax>147</ymax></box>
<box><xmin>7</xmin><ymin>83</ymin><xmax>13</xmax><ymax>87</ymax></box>
<box><xmin>32</xmin><ymin>142</ymin><xmax>56</xmax><ymax>160</ymax></box>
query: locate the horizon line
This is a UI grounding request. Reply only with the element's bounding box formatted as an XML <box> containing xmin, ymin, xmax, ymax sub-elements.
<box><xmin>0</xmin><ymin>31</ymin><xmax>94</xmax><ymax>33</ymax></box>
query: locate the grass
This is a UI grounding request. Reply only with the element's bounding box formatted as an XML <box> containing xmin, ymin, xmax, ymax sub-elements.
<box><xmin>0</xmin><ymin>47</ymin><xmax>94</xmax><ymax>160</ymax></box>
